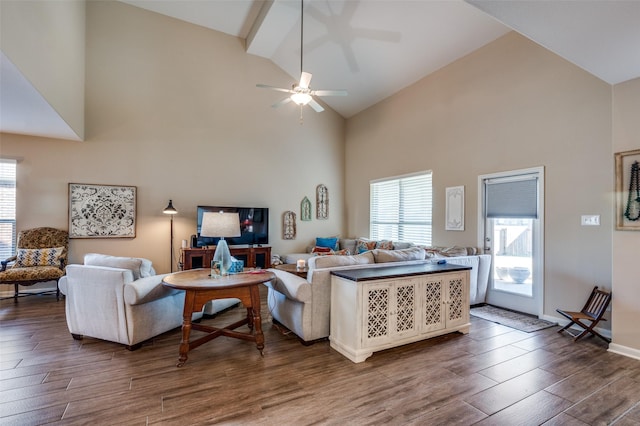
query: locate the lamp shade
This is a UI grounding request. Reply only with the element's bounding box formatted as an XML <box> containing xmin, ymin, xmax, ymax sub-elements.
<box><xmin>163</xmin><ymin>200</ymin><xmax>178</xmax><ymax>215</ymax></box>
<box><xmin>200</xmin><ymin>212</ymin><xmax>241</xmax><ymax>238</ymax></box>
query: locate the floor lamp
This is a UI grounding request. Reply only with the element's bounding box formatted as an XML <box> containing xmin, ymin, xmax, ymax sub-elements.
<box><xmin>163</xmin><ymin>200</ymin><xmax>178</xmax><ymax>272</ymax></box>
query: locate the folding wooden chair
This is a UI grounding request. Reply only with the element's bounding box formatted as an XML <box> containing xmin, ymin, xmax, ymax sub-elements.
<box><xmin>556</xmin><ymin>286</ymin><xmax>612</xmax><ymax>343</ymax></box>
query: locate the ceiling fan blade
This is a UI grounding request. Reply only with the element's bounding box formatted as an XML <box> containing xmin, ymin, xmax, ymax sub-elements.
<box><xmin>299</xmin><ymin>72</ymin><xmax>312</xmax><ymax>89</ymax></box>
<box><xmin>272</xmin><ymin>97</ymin><xmax>292</xmax><ymax>108</ymax></box>
<box><xmin>313</xmin><ymin>90</ymin><xmax>348</xmax><ymax>97</ymax></box>
<box><xmin>308</xmin><ymin>98</ymin><xmax>324</xmax><ymax>112</ymax></box>
<box><xmin>257</xmin><ymin>84</ymin><xmax>294</xmax><ymax>94</ymax></box>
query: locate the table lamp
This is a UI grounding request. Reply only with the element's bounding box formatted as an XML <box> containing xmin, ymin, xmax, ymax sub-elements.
<box><xmin>200</xmin><ymin>211</ymin><xmax>240</xmax><ymax>276</ymax></box>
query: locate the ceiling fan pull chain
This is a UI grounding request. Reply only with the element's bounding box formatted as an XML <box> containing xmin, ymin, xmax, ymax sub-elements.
<box><xmin>624</xmin><ymin>160</ymin><xmax>640</xmax><ymax>221</ymax></box>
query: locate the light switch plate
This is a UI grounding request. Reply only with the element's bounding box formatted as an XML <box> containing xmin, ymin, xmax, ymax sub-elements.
<box><xmin>581</xmin><ymin>215</ymin><xmax>600</xmax><ymax>226</ymax></box>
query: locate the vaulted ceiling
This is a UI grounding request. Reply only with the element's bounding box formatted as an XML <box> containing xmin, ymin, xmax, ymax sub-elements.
<box><xmin>2</xmin><ymin>0</ymin><xmax>640</xmax><ymax>140</ymax></box>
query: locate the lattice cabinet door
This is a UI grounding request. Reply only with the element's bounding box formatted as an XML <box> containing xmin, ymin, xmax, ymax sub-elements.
<box><xmin>362</xmin><ymin>280</ymin><xmax>420</xmax><ymax>348</ymax></box>
<box><xmin>362</xmin><ymin>282</ymin><xmax>392</xmax><ymax>347</ymax></box>
<box><xmin>391</xmin><ymin>279</ymin><xmax>420</xmax><ymax>338</ymax></box>
<box><xmin>421</xmin><ymin>276</ymin><xmax>446</xmax><ymax>333</ymax></box>
<box><xmin>445</xmin><ymin>271</ymin><xmax>469</xmax><ymax>329</ymax></box>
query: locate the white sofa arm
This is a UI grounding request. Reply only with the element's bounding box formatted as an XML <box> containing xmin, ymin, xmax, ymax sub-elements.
<box><xmin>266</xmin><ymin>269</ymin><xmax>311</xmax><ymax>303</ymax></box>
<box><xmin>124</xmin><ymin>273</ymin><xmax>180</xmax><ymax>305</ymax></box>
<box><xmin>59</xmin><ymin>275</ymin><xmax>69</xmax><ymax>295</ymax></box>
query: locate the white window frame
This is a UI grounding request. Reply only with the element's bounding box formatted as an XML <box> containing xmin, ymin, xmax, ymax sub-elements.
<box><xmin>0</xmin><ymin>158</ymin><xmax>17</xmax><ymax>260</ymax></box>
<box><xmin>370</xmin><ymin>171</ymin><xmax>433</xmax><ymax>246</ymax></box>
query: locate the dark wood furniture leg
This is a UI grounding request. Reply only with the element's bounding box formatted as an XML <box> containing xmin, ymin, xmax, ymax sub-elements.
<box><xmin>177</xmin><ymin>291</ymin><xmax>196</xmax><ymax>367</ymax></box>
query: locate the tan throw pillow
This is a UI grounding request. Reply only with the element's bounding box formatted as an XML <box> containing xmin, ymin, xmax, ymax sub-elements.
<box><xmin>373</xmin><ymin>247</ymin><xmax>426</xmax><ymax>263</ymax></box>
<box><xmin>309</xmin><ymin>251</ymin><xmax>375</xmax><ymax>269</ymax></box>
<box><xmin>339</xmin><ymin>238</ymin><xmax>357</xmax><ymax>255</ymax></box>
<box><xmin>440</xmin><ymin>246</ymin><xmax>469</xmax><ymax>257</ymax></box>
<box><xmin>13</xmin><ymin>247</ymin><xmax>65</xmax><ymax>267</ymax></box>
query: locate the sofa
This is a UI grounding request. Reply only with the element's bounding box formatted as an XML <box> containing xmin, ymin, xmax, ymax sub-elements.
<box><xmin>59</xmin><ymin>253</ymin><xmax>239</xmax><ymax>350</ymax></box>
<box><xmin>280</xmin><ymin>237</ymin><xmax>414</xmax><ymax>265</ymax></box>
<box><xmin>266</xmin><ymin>246</ymin><xmax>491</xmax><ymax>343</ymax></box>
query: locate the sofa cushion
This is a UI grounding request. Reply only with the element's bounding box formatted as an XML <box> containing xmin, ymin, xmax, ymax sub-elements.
<box><xmin>372</xmin><ymin>247</ymin><xmax>426</xmax><ymax>263</ymax></box>
<box><xmin>84</xmin><ymin>253</ymin><xmax>153</xmax><ymax>280</ymax></box>
<box><xmin>308</xmin><ymin>251</ymin><xmax>375</xmax><ymax>269</ymax></box>
<box><xmin>282</xmin><ymin>253</ymin><xmax>315</xmax><ymax>265</ymax></box>
<box><xmin>13</xmin><ymin>247</ymin><xmax>65</xmax><ymax>267</ymax></box>
<box><xmin>393</xmin><ymin>242</ymin><xmax>413</xmax><ymax>250</ymax></box>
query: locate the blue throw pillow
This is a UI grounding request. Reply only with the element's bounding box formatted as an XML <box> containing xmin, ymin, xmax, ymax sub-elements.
<box><xmin>316</xmin><ymin>237</ymin><xmax>339</xmax><ymax>250</ymax></box>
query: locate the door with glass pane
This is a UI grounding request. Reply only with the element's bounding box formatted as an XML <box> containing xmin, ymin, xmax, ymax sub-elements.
<box><xmin>479</xmin><ymin>168</ymin><xmax>544</xmax><ymax>316</ymax></box>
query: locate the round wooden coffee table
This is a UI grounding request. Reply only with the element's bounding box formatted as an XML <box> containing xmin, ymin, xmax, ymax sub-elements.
<box><xmin>162</xmin><ymin>268</ymin><xmax>275</xmax><ymax>367</ymax></box>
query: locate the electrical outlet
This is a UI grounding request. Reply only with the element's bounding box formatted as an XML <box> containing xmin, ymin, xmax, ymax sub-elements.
<box><xmin>581</xmin><ymin>215</ymin><xmax>600</xmax><ymax>226</ymax></box>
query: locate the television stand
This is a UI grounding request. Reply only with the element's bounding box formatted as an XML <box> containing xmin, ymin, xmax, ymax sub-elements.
<box><xmin>181</xmin><ymin>246</ymin><xmax>272</xmax><ymax>270</ymax></box>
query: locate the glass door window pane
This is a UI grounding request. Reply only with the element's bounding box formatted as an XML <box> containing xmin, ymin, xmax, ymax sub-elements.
<box><xmin>492</xmin><ymin>218</ymin><xmax>533</xmax><ymax>297</ymax></box>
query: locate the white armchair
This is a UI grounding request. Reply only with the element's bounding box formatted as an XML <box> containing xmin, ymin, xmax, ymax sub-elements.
<box><xmin>59</xmin><ymin>254</ymin><xmax>238</xmax><ymax>350</ymax></box>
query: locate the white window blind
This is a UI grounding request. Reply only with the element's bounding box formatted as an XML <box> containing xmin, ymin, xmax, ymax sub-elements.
<box><xmin>370</xmin><ymin>172</ymin><xmax>432</xmax><ymax>246</ymax></box>
<box><xmin>0</xmin><ymin>159</ymin><xmax>17</xmax><ymax>260</ymax></box>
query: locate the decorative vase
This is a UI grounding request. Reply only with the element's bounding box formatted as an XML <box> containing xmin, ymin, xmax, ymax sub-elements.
<box><xmin>496</xmin><ymin>267</ymin><xmax>509</xmax><ymax>280</ymax></box>
<box><xmin>508</xmin><ymin>267</ymin><xmax>530</xmax><ymax>284</ymax></box>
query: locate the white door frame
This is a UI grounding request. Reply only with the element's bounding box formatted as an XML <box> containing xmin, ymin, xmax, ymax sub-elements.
<box><xmin>477</xmin><ymin>166</ymin><xmax>545</xmax><ymax>317</ymax></box>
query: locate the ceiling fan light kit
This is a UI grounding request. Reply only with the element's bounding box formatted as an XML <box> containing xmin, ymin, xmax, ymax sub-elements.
<box><xmin>291</xmin><ymin>92</ymin><xmax>312</xmax><ymax>106</ymax></box>
<box><xmin>256</xmin><ymin>0</ymin><xmax>346</xmax><ymax>121</ymax></box>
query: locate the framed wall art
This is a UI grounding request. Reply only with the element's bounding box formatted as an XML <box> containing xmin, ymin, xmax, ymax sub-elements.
<box><xmin>615</xmin><ymin>149</ymin><xmax>640</xmax><ymax>231</ymax></box>
<box><xmin>316</xmin><ymin>184</ymin><xmax>328</xmax><ymax>220</ymax></box>
<box><xmin>301</xmin><ymin>196</ymin><xmax>312</xmax><ymax>221</ymax></box>
<box><xmin>445</xmin><ymin>186</ymin><xmax>465</xmax><ymax>231</ymax></box>
<box><xmin>283</xmin><ymin>210</ymin><xmax>296</xmax><ymax>240</ymax></box>
<box><xmin>69</xmin><ymin>183</ymin><xmax>137</xmax><ymax>238</ymax></box>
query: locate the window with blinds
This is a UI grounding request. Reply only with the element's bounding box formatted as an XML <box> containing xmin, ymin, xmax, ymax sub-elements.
<box><xmin>370</xmin><ymin>171</ymin><xmax>432</xmax><ymax>246</ymax></box>
<box><xmin>0</xmin><ymin>159</ymin><xmax>17</xmax><ymax>260</ymax></box>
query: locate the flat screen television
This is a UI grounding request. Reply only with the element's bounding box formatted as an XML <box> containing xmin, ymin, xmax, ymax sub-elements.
<box><xmin>196</xmin><ymin>206</ymin><xmax>269</xmax><ymax>247</ymax></box>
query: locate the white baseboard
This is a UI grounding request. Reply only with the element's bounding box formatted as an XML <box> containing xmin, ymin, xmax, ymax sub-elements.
<box><xmin>542</xmin><ymin>314</ymin><xmax>640</xmax><ymax>361</ymax></box>
<box><xmin>608</xmin><ymin>344</ymin><xmax>640</xmax><ymax>361</ymax></box>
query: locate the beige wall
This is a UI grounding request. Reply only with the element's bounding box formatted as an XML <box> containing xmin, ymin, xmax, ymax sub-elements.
<box><xmin>612</xmin><ymin>77</ymin><xmax>640</xmax><ymax>354</ymax></box>
<box><xmin>0</xmin><ymin>1</ymin><xmax>345</xmax><ymax>273</ymax></box>
<box><xmin>0</xmin><ymin>0</ymin><xmax>85</xmax><ymax>139</ymax></box>
<box><xmin>345</xmin><ymin>32</ymin><xmax>613</xmax><ymax>323</ymax></box>
<box><xmin>2</xmin><ymin>3</ymin><xmax>635</xmax><ymax>353</ymax></box>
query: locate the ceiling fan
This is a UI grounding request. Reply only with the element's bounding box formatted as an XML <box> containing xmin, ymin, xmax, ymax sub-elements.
<box><xmin>256</xmin><ymin>0</ymin><xmax>347</xmax><ymax>117</ymax></box>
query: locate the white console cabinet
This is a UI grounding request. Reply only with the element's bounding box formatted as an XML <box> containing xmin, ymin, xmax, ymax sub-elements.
<box><xmin>330</xmin><ymin>264</ymin><xmax>470</xmax><ymax>363</ymax></box>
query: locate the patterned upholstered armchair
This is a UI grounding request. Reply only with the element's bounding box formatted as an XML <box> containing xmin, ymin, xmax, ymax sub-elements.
<box><xmin>0</xmin><ymin>227</ymin><xmax>69</xmax><ymax>302</ymax></box>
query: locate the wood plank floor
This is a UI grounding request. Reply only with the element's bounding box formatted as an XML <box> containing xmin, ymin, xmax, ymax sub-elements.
<box><xmin>1</xmin><ymin>289</ymin><xmax>640</xmax><ymax>425</ymax></box>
